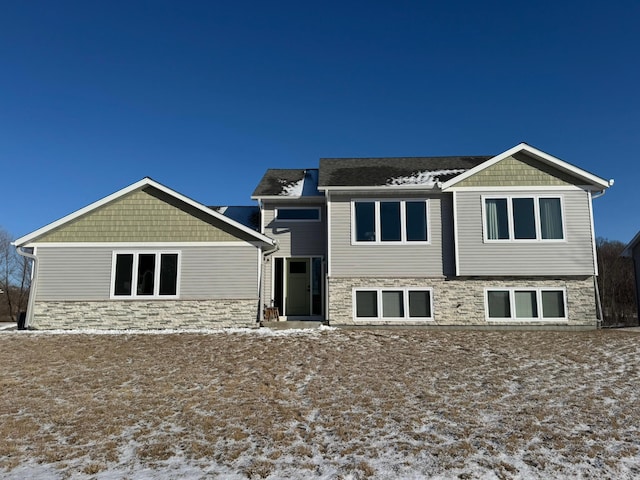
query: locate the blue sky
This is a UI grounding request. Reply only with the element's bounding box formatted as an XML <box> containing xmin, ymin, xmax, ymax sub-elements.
<box><xmin>1</xmin><ymin>0</ymin><xmax>638</xmax><ymax>242</ymax></box>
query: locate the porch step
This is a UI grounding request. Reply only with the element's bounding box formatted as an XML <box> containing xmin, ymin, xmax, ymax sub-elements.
<box><xmin>261</xmin><ymin>321</ymin><xmax>326</xmax><ymax>330</ymax></box>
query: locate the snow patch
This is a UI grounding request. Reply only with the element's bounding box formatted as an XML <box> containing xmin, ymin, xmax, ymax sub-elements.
<box><xmin>386</xmin><ymin>168</ymin><xmax>466</xmax><ymax>186</ymax></box>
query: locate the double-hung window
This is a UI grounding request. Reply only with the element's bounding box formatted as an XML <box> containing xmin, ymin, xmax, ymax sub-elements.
<box><xmin>354</xmin><ymin>288</ymin><xmax>433</xmax><ymax>320</ymax></box>
<box><xmin>111</xmin><ymin>252</ymin><xmax>180</xmax><ymax>298</ymax></box>
<box><xmin>353</xmin><ymin>200</ymin><xmax>429</xmax><ymax>244</ymax></box>
<box><xmin>486</xmin><ymin>288</ymin><xmax>566</xmax><ymax>321</ymax></box>
<box><xmin>484</xmin><ymin>196</ymin><xmax>564</xmax><ymax>241</ymax></box>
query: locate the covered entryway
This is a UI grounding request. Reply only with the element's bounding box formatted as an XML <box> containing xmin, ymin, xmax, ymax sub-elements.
<box><xmin>273</xmin><ymin>257</ymin><xmax>323</xmax><ymax>320</ymax></box>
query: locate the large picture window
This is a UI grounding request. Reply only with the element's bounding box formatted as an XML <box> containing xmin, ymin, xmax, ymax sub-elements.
<box><xmin>486</xmin><ymin>288</ymin><xmax>566</xmax><ymax>321</ymax></box>
<box><xmin>353</xmin><ymin>200</ymin><xmax>429</xmax><ymax>244</ymax></box>
<box><xmin>112</xmin><ymin>252</ymin><xmax>180</xmax><ymax>298</ymax></box>
<box><xmin>354</xmin><ymin>288</ymin><xmax>433</xmax><ymax>320</ymax></box>
<box><xmin>484</xmin><ymin>196</ymin><xmax>564</xmax><ymax>241</ymax></box>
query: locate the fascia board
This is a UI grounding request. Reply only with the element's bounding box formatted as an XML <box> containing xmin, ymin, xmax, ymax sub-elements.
<box><xmin>317</xmin><ymin>185</ymin><xmax>441</xmax><ymax>192</ymax></box>
<box><xmin>440</xmin><ymin>143</ymin><xmax>611</xmax><ymax>190</ymax></box>
<box><xmin>14</xmin><ymin>177</ymin><xmax>274</xmax><ymax>247</ymax></box>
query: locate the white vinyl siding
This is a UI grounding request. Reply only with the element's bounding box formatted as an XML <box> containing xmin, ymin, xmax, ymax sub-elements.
<box><xmin>456</xmin><ymin>189</ymin><xmax>596</xmax><ymax>276</ymax></box>
<box><xmin>330</xmin><ymin>194</ymin><xmax>452</xmax><ymax>277</ymax></box>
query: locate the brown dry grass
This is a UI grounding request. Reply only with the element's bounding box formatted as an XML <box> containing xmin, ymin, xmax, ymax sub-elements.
<box><xmin>1</xmin><ymin>328</ymin><xmax>640</xmax><ymax>478</ymax></box>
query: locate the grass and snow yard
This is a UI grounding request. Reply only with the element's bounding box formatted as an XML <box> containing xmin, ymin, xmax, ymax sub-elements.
<box><xmin>1</xmin><ymin>327</ymin><xmax>639</xmax><ymax>479</ymax></box>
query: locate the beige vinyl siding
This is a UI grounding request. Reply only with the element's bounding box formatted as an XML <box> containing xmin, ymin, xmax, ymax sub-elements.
<box><xmin>180</xmin><ymin>245</ymin><xmax>258</xmax><ymax>299</ymax></box>
<box><xmin>329</xmin><ymin>193</ymin><xmax>452</xmax><ymax>277</ymax></box>
<box><xmin>261</xmin><ymin>202</ymin><xmax>327</xmax><ymax>305</ymax></box>
<box><xmin>34</xmin><ymin>244</ymin><xmax>259</xmax><ymax>301</ymax></box>
<box><xmin>262</xmin><ymin>203</ymin><xmax>327</xmax><ymax>257</ymax></box>
<box><xmin>455</xmin><ymin>189</ymin><xmax>596</xmax><ymax>275</ymax></box>
<box><xmin>36</xmin><ymin>247</ymin><xmax>113</xmax><ymax>300</ymax></box>
<box><xmin>36</xmin><ymin>187</ymin><xmax>252</xmax><ymax>243</ymax></box>
<box><xmin>455</xmin><ymin>152</ymin><xmax>584</xmax><ymax>187</ymax></box>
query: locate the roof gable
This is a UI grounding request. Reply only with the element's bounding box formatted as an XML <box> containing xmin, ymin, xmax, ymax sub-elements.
<box><xmin>14</xmin><ymin>178</ymin><xmax>273</xmax><ymax>246</ymax></box>
<box><xmin>441</xmin><ymin>143</ymin><xmax>611</xmax><ymax>190</ymax></box>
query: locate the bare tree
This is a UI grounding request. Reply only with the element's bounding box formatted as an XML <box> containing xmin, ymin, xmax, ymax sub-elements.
<box><xmin>0</xmin><ymin>228</ymin><xmax>31</xmax><ymax>322</ymax></box>
<box><xmin>596</xmin><ymin>237</ymin><xmax>637</xmax><ymax>326</ymax></box>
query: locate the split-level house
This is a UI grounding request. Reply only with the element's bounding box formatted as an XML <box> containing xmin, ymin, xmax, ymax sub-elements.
<box><xmin>14</xmin><ymin>143</ymin><xmax>612</xmax><ymax>329</ymax></box>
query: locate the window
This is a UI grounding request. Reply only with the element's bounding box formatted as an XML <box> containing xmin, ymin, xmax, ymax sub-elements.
<box><xmin>484</xmin><ymin>196</ymin><xmax>564</xmax><ymax>241</ymax></box>
<box><xmin>486</xmin><ymin>288</ymin><xmax>566</xmax><ymax>321</ymax></box>
<box><xmin>275</xmin><ymin>208</ymin><xmax>320</xmax><ymax>221</ymax></box>
<box><xmin>112</xmin><ymin>252</ymin><xmax>180</xmax><ymax>298</ymax></box>
<box><xmin>354</xmin><ymin>288</ymin><xmax>433</xmax><ymax>320</ymax></box>
<box><xmin>353</xmin><ymin>200</ymin><xmax>429</xmax><ymax>244</ymax></box>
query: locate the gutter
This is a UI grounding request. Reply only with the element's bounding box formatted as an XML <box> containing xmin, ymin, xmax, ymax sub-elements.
<box><xmin>14</xmin><ymin>246</ymin><xmax>37</xmax><ymax>329</ymax></box>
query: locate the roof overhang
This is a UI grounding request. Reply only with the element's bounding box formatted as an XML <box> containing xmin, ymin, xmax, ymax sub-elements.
<box><xmin>622</xmin><ymin>231</ymin><xmax>640</xmax><ymax>257</ymax></box>
<box><xmin>440</xmin><ymin>143</ymin><xmax>613</xmax><ymax>191</ymax></box>
<box><xmin>13</xmin><ymin>177</ymin><xmax>274</xmax><ymax>247</ymax></box>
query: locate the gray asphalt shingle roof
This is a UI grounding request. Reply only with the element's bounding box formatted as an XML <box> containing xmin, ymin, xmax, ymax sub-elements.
<box><xmin>252</xmin><ymin>155</ymin><xmax>493</xmax><ymax>196</ymax></box>
<box><xmin>252</xmin><ymin>169</ymin><xmax>321</xmax><ymax>197</ymax></box>
<box><xmin>318</xmin><ymin>156</ymin><xmax>492</xmax><ymax>187</ymax></box>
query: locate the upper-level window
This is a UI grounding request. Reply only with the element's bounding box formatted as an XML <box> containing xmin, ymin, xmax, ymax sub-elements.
<box><xmin>484</xmin><ymin>196</ymin><xmax>564</xmax><ymax>241</ymax></box>
<box><xmin>111</xmin><ymin>252</ymin><xmax>180</xmax><ymax>298</ymax></box>
<box><xmin>352</xmin><ymin>200</ymin><xmax>429</xmax><ymax>244</ymax></box>
<box><xmin>275</xmin><ymin>207</ymin><xmax>320</xmax><ymax>221</ymax></box>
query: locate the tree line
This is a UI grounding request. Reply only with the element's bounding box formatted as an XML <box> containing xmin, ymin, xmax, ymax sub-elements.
<box><xmin>0</xmin><ymin>228</ymin><xmax>637</xmax><ymax>326</ymax></box>
<box><xmin>0</xmin><ymin>228</ymin><xmax>31</xmax><ymax>322</ymax></box>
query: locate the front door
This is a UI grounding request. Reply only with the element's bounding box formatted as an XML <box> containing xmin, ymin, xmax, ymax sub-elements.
<box><xmin>286</xmin><ymin>259</ymin><xmax>311</xmax><ymax>315</ymax></box>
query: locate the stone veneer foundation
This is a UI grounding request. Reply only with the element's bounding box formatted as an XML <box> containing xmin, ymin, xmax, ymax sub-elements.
<box><xmin>31</xmin><ymin>299</ymin><xmax>259</xmax><ymax>330</ymax></box>
<box><xmin>328</xmin><ymin>276</ymin><xmax>598</xmax><ymax>328</ymax></box>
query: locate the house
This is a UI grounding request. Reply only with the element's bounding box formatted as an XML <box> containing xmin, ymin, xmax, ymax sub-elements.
<box><xmin>14</xmin><ymin>143</ymin><xmax>612</xmax><ymax>329</ymax></box>
<box><xmin>13</xmin><ymin>178</ymin><xmax>275</xmax><ymax>329</ymax></box>
<box><xmin>622</xmin><ymin>232</ymin><xmax>640</xmax><ymax>320</ymax></box>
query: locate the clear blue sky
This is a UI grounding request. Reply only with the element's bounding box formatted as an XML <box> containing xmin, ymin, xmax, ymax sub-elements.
<box><xmin>1</xmin><ymin>0</ymin><xmax>638</xmax><ymax>242</ymax></box>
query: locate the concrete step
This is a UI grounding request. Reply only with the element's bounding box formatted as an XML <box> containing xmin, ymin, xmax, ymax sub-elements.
<box><xmin>261</xmin><ymin>321</ymin><xmax>326</xmax><ymax>330</ymax></box>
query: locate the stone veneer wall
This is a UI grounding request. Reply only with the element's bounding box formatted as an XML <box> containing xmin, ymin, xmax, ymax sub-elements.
<box><xmin>31</xmin><ymin>299</ymin><xmax>259</xmax><ymax>330</ymax></box>
<box><xmin>328</xmin><ymin>276</ymin><xmax>597</xmax><ymax>328</ymax></box>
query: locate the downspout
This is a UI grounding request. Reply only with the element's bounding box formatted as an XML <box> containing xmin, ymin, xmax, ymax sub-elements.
<box><xmin>594</xmin><ymin>275</ymin><xmax>603</xmax><ymax>329</ymax></box>
<box><xmin>259</xmin><ymin>240</ymin><xmax>279</xmax><ymax>323</ymax></box>
<box><xmin>590</xmin><ymin>180</ymin><xmax>614</xmax><ymax>328</ymax></box>
<box><xmin>14</xmin><ymin>246</ymin><xmax>37</xmax><ymax>329</ymax></box>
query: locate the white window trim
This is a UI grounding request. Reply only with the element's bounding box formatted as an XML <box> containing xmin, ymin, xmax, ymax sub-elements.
<box><xmin>353</xmin><ymin>287</ymin><xmax>434</xmax><ymax>321</ymax></box>
<box><xmin>110</xmin><ymin>251</ymin><xmax>181</xmax><ymax>299</ymax></box>
<box><xmin>481</xmin><ymin>194</ymin><xmax>566</xmax><ymax>243</ymax></box>
<box><xmin>484</xmin><ymin>287</ymin><xmax>568</xmax><ymax>322</ymax></box>
<box><xmin>274</xmin><ymin>207</ymin><xmax>321</xmax><ymax>222</ymax></box>
<box><xmin>351</xmin><ymin>199</ymin><xmax>430</xmax><ymax>245</ymax></box>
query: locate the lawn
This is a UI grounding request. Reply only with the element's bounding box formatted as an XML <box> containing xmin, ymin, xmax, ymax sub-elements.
<box><xmin>1</xmin><ymin>327</ymin><xmax>639</xmax><ymax>479</ymax></box>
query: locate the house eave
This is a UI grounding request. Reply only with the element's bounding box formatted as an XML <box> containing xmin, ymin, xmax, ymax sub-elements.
<box><xmin>622</xmin><ymin>231</ymin><xmax>640</xmax><ymax>257</ymax></box>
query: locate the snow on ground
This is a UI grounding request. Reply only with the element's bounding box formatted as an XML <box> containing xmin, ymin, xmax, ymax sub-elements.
<box><xmin>1</xmin><ymin>328</ymin><xmax>640</xmax><ymax>479</ymax></box>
